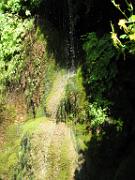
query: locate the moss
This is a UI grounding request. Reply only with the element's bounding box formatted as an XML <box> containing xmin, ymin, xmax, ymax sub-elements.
<box><xmin>46</xmin><ymin>132</ymin><xmax>74</xmax><ymax>180</ymax></box>
<box><xmin>0</xmin><ymin>117</ymin><xmax>48</xmax><ymax>178</ymax></box>
<box><xmin>56</xmin><ymin>67</ymin><xmax>88</xmax><ymax>122</ymax></box>
<box><xmin>46</xmin><ymin>69</ymin><xmax>67</xmax><ymax>104</ymax></box>
<box><xmin>74</xmin><ymin>123</ymin><xmax>91</xmax><ymax>151</ymax></box>
<box><xmin>21</xmin><ymin>117</ymin><xmax>47</xmax><ymax>134</ymax></box>
<box><xmin>57</xmin><ymin>141</ymin><xmax>71</xmax><ymax>180</ymax></box>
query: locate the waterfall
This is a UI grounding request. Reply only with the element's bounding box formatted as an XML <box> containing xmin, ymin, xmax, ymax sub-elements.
<box><xmin>67</xmin><ymin>0</ymin><xmax>75</xmax><ymax>71</ymax></box>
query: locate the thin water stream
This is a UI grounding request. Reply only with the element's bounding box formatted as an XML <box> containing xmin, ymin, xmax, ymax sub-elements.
<box><xmin>67</xmin><ymin>0</ymin><xmax>75</xmax><ymax>71</ymax></box>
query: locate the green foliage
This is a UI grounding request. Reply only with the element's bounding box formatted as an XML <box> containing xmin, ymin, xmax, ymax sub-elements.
<box><xmin>82</xmin><ymin>32</ymin><xmax>121</xmax><ymax>130</ymax></box>
<box><xmin>88</xmin><ymin>103</ymin><xmax>107</xmax><ymax>128</ymax></box>
<box><xmin>0</xmin><ymin>0</ymin><xmax>45</xmax><ymax>113</ymax></box>
<box><xmin>0</xmin><ymin>0</ymin><xmax>42</xmax><ymax>14</ymax></box>
<box><xmin>0</xmin><ymin>0</ymin><xmax>22</xmax><ymax>14</ymax></box>
<box><xmin>111</xmin><ymin>0</ymin><xmax>133</xmax><ymax>19</ymax></box>
<box><xmin>0</xmin><ymin>11</ymin><xmax>34</xmax><ymax>100</ymax></box>
<box><xmin>0</xmin><ymin>0</ymin><xmax>53</xmax><ymax>117</ymax></box>
<box><xmin>87</xmin><ymin>103</ymin><xmax>122</xmax><ymax>132</ymax></box>
<box><xmin>29</xmin><ymin>0</ymin><xmax>42</xmax><ymax>7</ymax></box>
<box><xmin>111</xmin><ymin>0</ymin><xmax>135</xmax><ymax>55</ymax></box>
<box><xmin>113</xmin><ymin>118</ymin><xmax>123</xmax><ymax>132</ymax></box>
<box><xmin>21</xmin><ymin>29</ymin><xmax>46</xmax><ymax>114</ymax></box>
<box><xmin>83</xmin><ymin>32</ymin><xmax>117</xmax><ymax>106</ymax></box>
<box><xmin>6</xmin><ymin>0</ymin><xmax>22</xmax><ymax>13</ymax></box>
<box><xmin>75</xmin><ymin>123</ymin><xmax>91</xmax><ymax>151</ymax></box>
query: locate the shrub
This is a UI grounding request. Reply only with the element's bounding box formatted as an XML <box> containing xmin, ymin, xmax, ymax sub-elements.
<box><xmin>83</xmin><ymin>32</ymin><xmax>118</xmax><ymax>106</ymax></box>
<box><xmin>0</xmin><ymin>10</ymin><xmax>34</xmax><ymax>101</ymax></box>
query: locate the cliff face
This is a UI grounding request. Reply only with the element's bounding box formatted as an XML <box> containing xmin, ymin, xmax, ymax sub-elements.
<box><xmin>35</xmin><ymin>0</ymin><xmax>119</xmax><ymax>66</ymax></box>
<box><xmin>36</xmin><ymin>1</ymin><xmax>135</xmax><ymax>179</ymax></box>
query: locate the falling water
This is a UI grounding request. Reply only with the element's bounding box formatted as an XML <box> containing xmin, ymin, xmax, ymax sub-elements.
<box><xmin>67</xmin><ymin>0</ymin><xmax>75</xmax><ymax>71</ymax></box>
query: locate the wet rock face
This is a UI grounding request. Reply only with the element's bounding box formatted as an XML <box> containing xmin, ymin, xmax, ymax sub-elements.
<box><xmin>38</xmin><ymin>0</ymin><xmax>119</xmax><ymax>66</ymax></box>
<box><xmin>40</xmin><ymin>0</ymin><xmax>117</xmax><ymax>35</ymax></box>
<box><xmin>40</xmin><ymin>0</ymin><xmax>68</xmax><ymax>30</ymax></box>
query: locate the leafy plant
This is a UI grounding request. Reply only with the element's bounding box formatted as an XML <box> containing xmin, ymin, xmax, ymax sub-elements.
<box><xmin>111</xmin><ymin>0</ymin><xmax>135</xmax><ymax>55</ymax></box>
<box><xmin>83</xmin><ymin>32</ymin><xmax>118</xmax><ymax>107</ymax></box>
<box><xmin>6</xmin><ymin>0</ymin><xmax>22</xmax><ymax>13</ymax></box>
<box><xmin>0</xmin><ymin>0</ymin><xmax>42</xmax><ymax>14</ymax></box>
<box><xmin>0</xmin><ymin>0</ymin><xmax>49</xmax><ymax>117</ymax></box>
<box><xmin>82</xmin><ymin>32</ymin><xmax>122</xmax><ymax>131</ymax></box>
<box><xmin>0</xmin><ymin>10</ymin><xmax>33</xmax><ymax>101</ymax></box>
<box><xmin>88</xmin><ymin>102</ymin><xmax>107</xmax><ymax>128</ymax></box>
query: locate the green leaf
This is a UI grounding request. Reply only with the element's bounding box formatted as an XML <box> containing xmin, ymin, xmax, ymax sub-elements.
<box><xmin>129</xmin><ymin>15</ymin><xmax>135</xmax><ymax>22</ymax></box>
<box><xmin>120</xmin><ymin>34</ymin><xmax>128</xmax><ymax>39</ymax></box>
